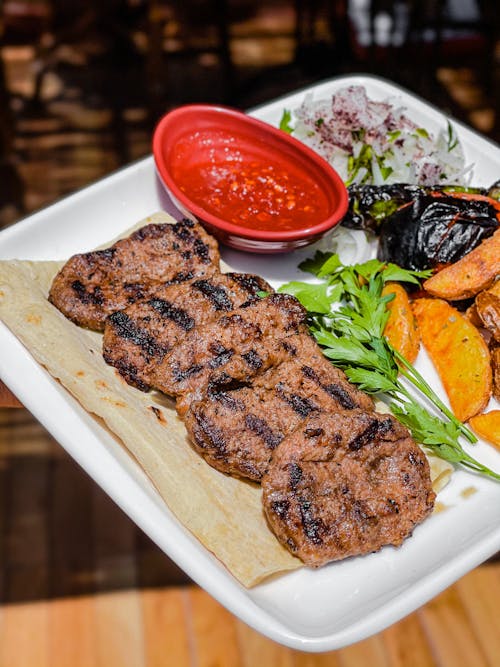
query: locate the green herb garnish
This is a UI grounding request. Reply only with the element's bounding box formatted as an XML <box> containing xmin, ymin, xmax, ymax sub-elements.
<box><xmin>446</xmin><ymin>120</ymin><xmax>459</xmax><ymax>152</ymax></box>
<box><xmin>387</xmin><ymin>130</ymin><xmax>401</xmax><ymax>141</ymax></box>
<box><xmin>279</xmin><ymin>109</ymin><xmax>293</xmax><ymax>134</ymax></box>
<box><xmin>345</xmin><ymin>142</ymin><xmax>374</xmax><ymax>186</ymax></box>
<box><xmin>415</xmin><ymin>127</ymin><xmax>430</xmax><ymax>139</ymax></box>
<box><xmin>279</xmin><ymin>254</ymin><xmax>500</xmax><ymax>481</ymax></box>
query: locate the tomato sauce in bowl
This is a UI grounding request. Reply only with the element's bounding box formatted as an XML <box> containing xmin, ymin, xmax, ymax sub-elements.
<box><xmin>153</xmin><ymin>105</ymin><xmax>348</xmax><ymax>253</ymax></box>
<box><xmin>171</xmin><ymin>129</ymin><xmax>331</xmax><ymax>233</ymax></box>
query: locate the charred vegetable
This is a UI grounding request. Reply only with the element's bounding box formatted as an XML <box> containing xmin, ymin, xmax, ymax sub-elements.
<box><xmin>344</xmin><ymin>184</ymin><xmax>422</xmax><ymax>232</ymax></box>
<box><xmin>344</xmin><ymin>181</ymin><xmax>500</xmax><ymax>233</ymax></box>
<box><xmin>377</xmin><ymin>192</ymin><xmax>500</xmax><ymax>271</ymax></box>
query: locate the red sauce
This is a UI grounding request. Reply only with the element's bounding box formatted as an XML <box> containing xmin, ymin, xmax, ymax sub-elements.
<box><xmin>171</xmin><ymin>130</ymin><xmax>330</xmax><ymax>232</ymax></box>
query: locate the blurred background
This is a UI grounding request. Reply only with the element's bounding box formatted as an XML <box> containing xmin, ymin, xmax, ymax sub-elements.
<box><xmin>0</xmin><ymin>0</ymin><xmax>499</xmax><ymax>657</ymax></box>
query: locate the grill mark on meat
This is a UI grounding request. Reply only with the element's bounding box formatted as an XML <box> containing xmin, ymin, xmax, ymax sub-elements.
<box><xmin>71</xmin><ymin>280</ymin><xmax>104</xmax><ymax>305</ymax></box>
<box><xmin>171</xmin><ymin>219</ymin><xmax>212</xmax><ymax>264</ymax></box>
<box><xmin>208</xmin><ymin>343</ymin><xmax>234</xmax><ymax>368</ymax></box>
<box><xmin>172</xmin><ymin>218</ymin><xmax>195</xmax><ymax>241</ymax></box>
<box><xmin>409</xmin><ymin>451</ymin><xmax>424</xmax><ymax>466</ymax></box>
<box><xmin>298</xmin><ymin>499</ymin><xmax>323</xmax><ymax>544</ymax></box>
<box><xmin>229</xmin><ymin>273</ymin><xmax>269</xmax><ymax>296</ymax></box>
<box><xmin>193</xmin><ymin>412</ymin><xmax>226</xmax><ymax>454</ymax></box>
<box><xmin>244</xmin><ymin>414</ymin><xmax>282</xmax><ymax>450</ymax></box>
<box><xmin>123</xmin><ymin>283</ymin><xmax>147</xmax><ymax>303</ymax></box>
<box><xmin>289</xmin><ymin>462</ymin><xmax>303</xmax><ymax>489</ymax></box>
<box><xmin>241</xmin><ymin>350</ymin><xmax>262</xmax><ymax>370</ymax></box>
<box><xmin>148</xmin><ymin>298</ymin><xmax>195</xmax><ymax>331</ymax></box>
<box><xmin>301</xmin><ymin>365</ymin><xmax>356</xmax><ymax>410</ymax></box>
<box><xmin>172</xmin><ymin>363</ymin><xmax>203</xmax><ymax>383</ymax></box>
<box><xmin>194</xmin><ymin>238</ymin><xmax>211</xmax><ymax>263</ymax></box>
<box><xmin>209</xmin><ymin>388</ymin><xmax>245</xmax><ymax>411</ymax></box>
<box><xmin>107</xmin><ymin>311</ymin><xmax>165</xmax><ymax>358</ymax></box>
<box><xmin>276</xmin><ymin>384</ymin><xmax>318</xmax><ymax>417</ymax></box>
<box><xmin>353</xmin><ymin>500</ymin><xmax>377</xmax><ymax>522</ymax></box>
<box><xmin>349</xmin><ymin>420</ymin><xmax>379</xmax><ymax>451</ymax></box>
<box><xmin>349</xmin><ymin>417</ymin><xmax>394</xmax><ymax>451</ymax></box>
<box><xmin>238</xmin><ymin>460</ymin><xmax>261</xmax><ymax>478</ymax></box>
<box><xmin>192</xmin><ymin>280</ymin><xmax>234</xmax><ymax>310</ymax></box>
<box><xmin>207</xmin><ymin>377</ymin><xmax>249</xmax><ymax>396</ymax></box>
<box><xmin>205</xmin><ymin>378</ymin><xmax>249</xmax><ymax>411</ymax></box>
<box><xmin>133</xmin><ymin>225</ymin><xmax>152</xmax><ymax>241</ymax></box>
<box><xmin>106</xmin><ymin>356</ymin><xmax>150</xmax><ymax>392</ymax></box>
<box><xmin>271</xmin><ymin>500</ymin><xmax>290</xmax><ymax>519</ymax></box>
<box><xmin>170</xmin><ymin>271</ymin><xmax>195</xmax><ymax>284</ymax></box>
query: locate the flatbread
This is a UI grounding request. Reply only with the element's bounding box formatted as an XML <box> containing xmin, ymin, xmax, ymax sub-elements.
<box><xmin>0</xmin><ymin>214</ymin><xmax>301</xmax><ymax>587</ymax></box>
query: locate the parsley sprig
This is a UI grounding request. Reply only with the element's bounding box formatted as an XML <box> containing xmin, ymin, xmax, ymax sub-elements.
<box><xmin>280</xmin><ymin>253</ymin><xmax>500</xmax><ymax>481</ymax></box>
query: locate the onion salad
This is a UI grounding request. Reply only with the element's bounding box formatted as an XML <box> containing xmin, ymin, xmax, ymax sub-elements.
<box><xmin>280</xmin><ymin>85</ymin><xmax>471</xmax><ymax>187</ymax></box>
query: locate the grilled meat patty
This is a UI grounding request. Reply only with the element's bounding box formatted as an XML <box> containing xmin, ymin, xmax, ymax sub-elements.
<box><xmin>262</xmin><ymin>411</ymin><xmax>435</xmax><ymax>566</ymax></box>
<box><xmin>183</xmin><ymin>335</ymin><xmax>374</xmax><ymax>481</ymax></box>
<box><xmin>49</xmin><ymin>220</ymin><xmax>220</xmax><ymax>330</ymax></box>
<box><xmin>148</xmin><ymin>292</ymin><xmax>308</xmax><ymax>405</ymax></box>
<box><xmin>102</xmin><ymin>272</ymin><xmax>271</xmax><ymax>391</ymax></box>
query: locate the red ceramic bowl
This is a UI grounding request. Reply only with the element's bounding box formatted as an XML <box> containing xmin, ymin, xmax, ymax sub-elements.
<box><xmin>153</xmin><ymin>104</ymin><xmax>348</xmax><ymax>253</ymax></box>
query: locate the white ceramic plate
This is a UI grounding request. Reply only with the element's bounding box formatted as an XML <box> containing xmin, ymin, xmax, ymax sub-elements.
<box><xmin>1</xmin><ymin>75</ymin><xmax>499</xmax><ymax>652</ymax></box>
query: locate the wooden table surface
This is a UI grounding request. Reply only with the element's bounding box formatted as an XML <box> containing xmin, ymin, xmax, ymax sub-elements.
<box><xmin>0</xmin><ymin>563</ymin><xmax>499</xmax><ymax>667</ymax></box>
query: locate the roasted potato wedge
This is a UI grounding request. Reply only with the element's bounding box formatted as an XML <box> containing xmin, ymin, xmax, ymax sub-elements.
<box><xmin>475</xmin><ymin>290</ymin><xmax>500</xmax><ymax>343</ymax></box>
<box><xmin>423</xmin><ymin>228</ymin><xmax>500</xmax><ymax>300</ymax></box>
<box><xmin>382</xmin><ymin>282</ymin><xmax>420</xmax><ymax>363</ymax></box>
<box><xmin>412</xmin><ymin>298</ymin><xmax>492</xmax><ymax>422</ymax></box>
<box><xmin>469</xmin><ymin>410</ymin><xmax>500</xmax><ymax>448</ymax></box>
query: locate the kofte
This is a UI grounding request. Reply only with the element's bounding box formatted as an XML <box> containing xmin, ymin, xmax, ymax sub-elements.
<box><xmin>102</xmin><ymin>272</ymin><xmax>271</xmax><ymax>391</ymax></box>
<box><xmin>148</xmin><ymin>292</ymin><xmax>309</xmax><ymax>406</ymax></box>
<box><xmin>262</xmin><ymin>411</ymin><xmax>435</xmax><ymax>567</ymax></box>
<box><xmin>184</xmin><ymin>336</ymin><xmax>374</xmax><ymax>481</ymax></box>
<box><xmin>49</xmin><ymin>219</ymin><xmax>220</xmax><ymax>330</ymax></box>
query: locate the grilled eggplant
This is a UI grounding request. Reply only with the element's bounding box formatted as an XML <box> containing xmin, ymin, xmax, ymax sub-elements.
<box><xmin>342</xmin><ymin>183</ymin><xmax>500</xmax><ymax>271</ymax></box>
<box><xmin>377</xmin><ymin>192</ymin><xmax>500</xmax><ymax>271</ymax></box>
<box><xmin>343</xmin><ymin>182</ymin><xmax>500</xmax><ymax>234</ymax></box>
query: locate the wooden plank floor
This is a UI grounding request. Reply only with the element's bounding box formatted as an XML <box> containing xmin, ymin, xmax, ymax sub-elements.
<box><xmin>0</xmin><ymin>562</ymin><xmax>499</xmax><ymax>667</ymax></box>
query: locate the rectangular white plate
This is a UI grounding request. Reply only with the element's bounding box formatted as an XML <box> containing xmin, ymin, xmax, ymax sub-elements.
<box><xmin>1</xmin><ymin>75</ymin><xmax>499</xmax><ymax>652</ymax></box>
